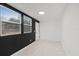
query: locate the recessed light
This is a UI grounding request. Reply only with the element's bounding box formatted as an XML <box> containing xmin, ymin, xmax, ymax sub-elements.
<box><xmin>38</xmin><ymin>11</ymin><xmax>45</xmax><ymax>15</ymax></box>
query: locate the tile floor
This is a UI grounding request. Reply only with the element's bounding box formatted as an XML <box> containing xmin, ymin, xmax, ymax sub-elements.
<box><xmin>12</xmin><ymin>40</ymin><xmax>66</xmax><ymax>56</ymax></box>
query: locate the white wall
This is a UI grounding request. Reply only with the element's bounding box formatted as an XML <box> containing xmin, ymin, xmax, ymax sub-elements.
<box><xmin>39</xmin><ymin>4</ymin><xmax>66</xmax><ymax>41</ymax></box>
<box><xmin>62</xmin><ymin>4</ymin><xmax>79</xmax><ymax>55</ymax></box>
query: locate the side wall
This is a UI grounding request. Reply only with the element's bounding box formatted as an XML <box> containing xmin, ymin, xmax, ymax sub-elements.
<box><xmin>62</xmin><ymin>4</ymin><xmax>79</xmax><ymax>55</ymax></box>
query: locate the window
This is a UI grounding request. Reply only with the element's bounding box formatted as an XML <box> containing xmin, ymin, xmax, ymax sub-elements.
<box><xmin>23</xmin><ymin>15</ymin><xmax>32</xmax><ymax>33</ymax></box>
<box><xmin>0</xmin><ymin>5</ymin><xmax>21</xmax><ymax>36</ymax></box>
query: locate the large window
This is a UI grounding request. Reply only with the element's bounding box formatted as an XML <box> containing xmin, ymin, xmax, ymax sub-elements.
<box><xmin>23</xmin><ymin>15</ymin><xmax>32</xmax><ymax>33</ymax></box>
<box><xmin>0</xmin><ymin>5</ymin><xmax>21</xmax><ymax>36</ymax></box>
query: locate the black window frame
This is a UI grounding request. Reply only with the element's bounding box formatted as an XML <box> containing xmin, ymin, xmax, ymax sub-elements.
<box><xmin>0</xmin><ymin>4</ymin><xmax>22</xmax><ymax>36</ymax></box>
<box><xmin>0</xmin><ymin>3</ymin><xmax>40</xmax><ymax>36</ymax></box>
<box><xmin>23</xmin><ymin>15</ymin><xmax>32</xmax><ymax>34</ymax></box>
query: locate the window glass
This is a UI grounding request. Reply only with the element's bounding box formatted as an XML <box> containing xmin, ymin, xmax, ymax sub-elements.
<box><xmin>23</xmin><ymin>15</ymin><xmax>32</xmax><ymax>33</ymax></box>
<box><xmin>0</xmin><ymin>5</ymin><xmax>21</xmax><ymax>36</ymax></box>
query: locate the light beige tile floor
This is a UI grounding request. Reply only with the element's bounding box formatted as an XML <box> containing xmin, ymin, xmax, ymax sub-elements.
<box><xmin>12</xmin><ymin>40</ymin><xmax>66</xmax><ymax>56</ymax></box>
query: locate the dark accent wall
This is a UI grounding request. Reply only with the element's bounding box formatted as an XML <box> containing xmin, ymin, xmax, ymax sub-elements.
<box><xmin>0</xmin><ymin>3</ymin><xmax>39</xmax><ymax>56</ymax></box>
<box><xmin>0</xmin><ymin>33</ymin><xmax>35</xmax><ymax>56</ymax></box>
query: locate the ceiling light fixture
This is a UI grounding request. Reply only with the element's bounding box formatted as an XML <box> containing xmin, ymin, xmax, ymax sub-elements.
<box><xmin>38</xmin><ymin>11</ymin><xmax>45</xmax><ymax>15</ymax></box>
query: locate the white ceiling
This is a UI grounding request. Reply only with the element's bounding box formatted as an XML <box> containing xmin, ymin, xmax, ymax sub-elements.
<box><xmin>8</xmin><ymin>3</ymin><xmax>66</xmax><ymax>22</ymax></box>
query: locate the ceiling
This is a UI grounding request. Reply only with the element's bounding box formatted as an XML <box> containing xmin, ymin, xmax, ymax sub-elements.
<box><xmin>8</xmin><ymin>3</ymin><xmax>66</xmax><ymax>22</ymax></box>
